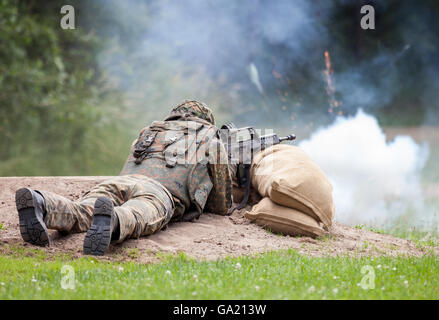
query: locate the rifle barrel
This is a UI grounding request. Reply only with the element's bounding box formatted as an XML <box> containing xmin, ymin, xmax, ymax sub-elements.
<box><xmin>279</xmin><ymin>134</ymin><xmax>296</xmax><ymax>142</ymax></box>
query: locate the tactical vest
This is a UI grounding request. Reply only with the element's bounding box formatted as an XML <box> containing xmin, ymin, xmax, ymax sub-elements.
<box><xmin>120</xmin><ymin>119</ymin><xmax>219</xmax><ymax>219</ymax></box>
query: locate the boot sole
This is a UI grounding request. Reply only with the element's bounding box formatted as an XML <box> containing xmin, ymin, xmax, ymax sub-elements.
<box><xmin>16</xmin><ymin>188</ymin><xmax>50</xmax><ymax>247</ymax></box>
<box><xmin>83</xmin><ymin>198</ymin><xmax>113</xmax><ymax>256</ymax></box>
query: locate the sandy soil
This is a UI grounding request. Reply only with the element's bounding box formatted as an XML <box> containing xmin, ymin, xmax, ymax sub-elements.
<box><xmin>0</xmin><ymin>177</ymin><xmax>436</xmax><ymax>263</ymax></box>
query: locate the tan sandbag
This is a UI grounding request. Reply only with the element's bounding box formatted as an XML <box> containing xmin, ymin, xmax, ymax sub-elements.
<box><xmin>251</xmin><ymin>144</ymin><xmax>335</xmax><ymax>229</ymax></box>
<box><xmin>245</xmin><ymin>197</ymin><xmax>326</xmax><ymax>238</ymax></box>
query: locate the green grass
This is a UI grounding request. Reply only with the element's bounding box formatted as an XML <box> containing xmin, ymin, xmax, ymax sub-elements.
<box><xmin>357</xmin><ymin>223</ymin><xmax>439</xmax><ymax>248</ymax></box>
<box><xmin>0</xmin><ymin>246</ymin><xmax>437</xmax><ymax>300</ymax></box>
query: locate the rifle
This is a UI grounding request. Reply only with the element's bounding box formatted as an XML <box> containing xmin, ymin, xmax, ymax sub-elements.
<box><xmin>220</xmin><ymin>123</ymin><xmax>296</xmax><ymax>215</ymax></box>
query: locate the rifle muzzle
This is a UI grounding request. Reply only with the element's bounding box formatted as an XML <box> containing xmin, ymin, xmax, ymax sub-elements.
<box><xmin>279</xmin><ymin>134</ymin><xmax>296</xmax><ymax>142</ymax></box>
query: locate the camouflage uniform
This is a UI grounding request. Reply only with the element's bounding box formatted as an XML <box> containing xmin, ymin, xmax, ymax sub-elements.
<box><xmin>37</xmin><ymin>100</ymin><xmax>233</xmax><ymax>242</ymax></box>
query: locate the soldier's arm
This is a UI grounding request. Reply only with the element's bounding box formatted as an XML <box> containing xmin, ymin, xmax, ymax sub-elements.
<box><xmin>120</xmin><ymin>127</ymin><xmax>148</xmax><ymax>175</ymax></box>
<box><xmin>205</xmin><ymin>138</ymin><xmax>233</xmax><ymax>215</ymax></box>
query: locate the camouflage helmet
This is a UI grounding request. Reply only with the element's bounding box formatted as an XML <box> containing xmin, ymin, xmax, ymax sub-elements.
<box><xmin>165</xmin><ymin>100</ymin><xmax>215</xmax><ymax>125</ymax></box>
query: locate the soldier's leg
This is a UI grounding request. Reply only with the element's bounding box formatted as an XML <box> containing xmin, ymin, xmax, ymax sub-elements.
<box><xmin>38</xmin><ymin>176</ymin><xmax>138</xmax><ymax>234</ymax></box>
<box><xmin>98</xmin><ymin>176</ymin><xmax>175</xmax><ymax>243</ymax></box>
<box><xmin>38</xmin><ymin>191</ymin><xmax>95</xmax><ymax>233</ymax></box>
<box><xmin>82</xmin><ymin>175</ymin><xmax>174</xmax><ymax>255</ymax></box>
<box><xmin>114</xmin><ymin>194</ymin><xmax>174</xmax><ymax>243</ymax></box>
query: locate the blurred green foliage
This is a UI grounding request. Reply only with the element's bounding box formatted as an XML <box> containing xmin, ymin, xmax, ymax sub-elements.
<box><xmin>0</xmin><ymin>0</ymin><xmax>438</xmax><ymax>176</ymax></box>
<box><xmin>0</xmin><ymin>0</ymin><xmax>131</xmax><ymax>175</ymax></box>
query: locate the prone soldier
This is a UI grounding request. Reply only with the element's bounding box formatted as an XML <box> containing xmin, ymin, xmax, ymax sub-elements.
<box><xmin>14</xmin><ymin>100</ymin><xmax>233</xmax><ymax>256</ymax></box>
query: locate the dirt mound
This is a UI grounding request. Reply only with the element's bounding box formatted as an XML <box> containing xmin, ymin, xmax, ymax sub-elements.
<box><xmin>0</xmin><ymin>177</ymin><xmax>435</xmax><ymax>263</ymax></box>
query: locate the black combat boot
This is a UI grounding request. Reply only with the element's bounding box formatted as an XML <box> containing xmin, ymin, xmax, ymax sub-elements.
<box><xmin>15</xmin><ymin>188</ymin><xmax>50</xmax><ymax>246</ymax></box>
<box><xmin>83</xmin><ymin>197</ymin><xmax>119</xmax><ymax>256</ymax></box>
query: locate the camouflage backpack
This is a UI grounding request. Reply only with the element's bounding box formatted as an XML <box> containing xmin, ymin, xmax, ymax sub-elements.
<box><xmin>121</xmin><ymin>100</ymin><xmax>232</xmax><ymax>218</ymax></box>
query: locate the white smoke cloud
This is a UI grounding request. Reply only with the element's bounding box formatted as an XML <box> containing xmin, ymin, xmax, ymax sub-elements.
<box><xmin>299</xmin><ymin>110</ymin><xmax>430</xmax><ymax>227</ymax></box>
